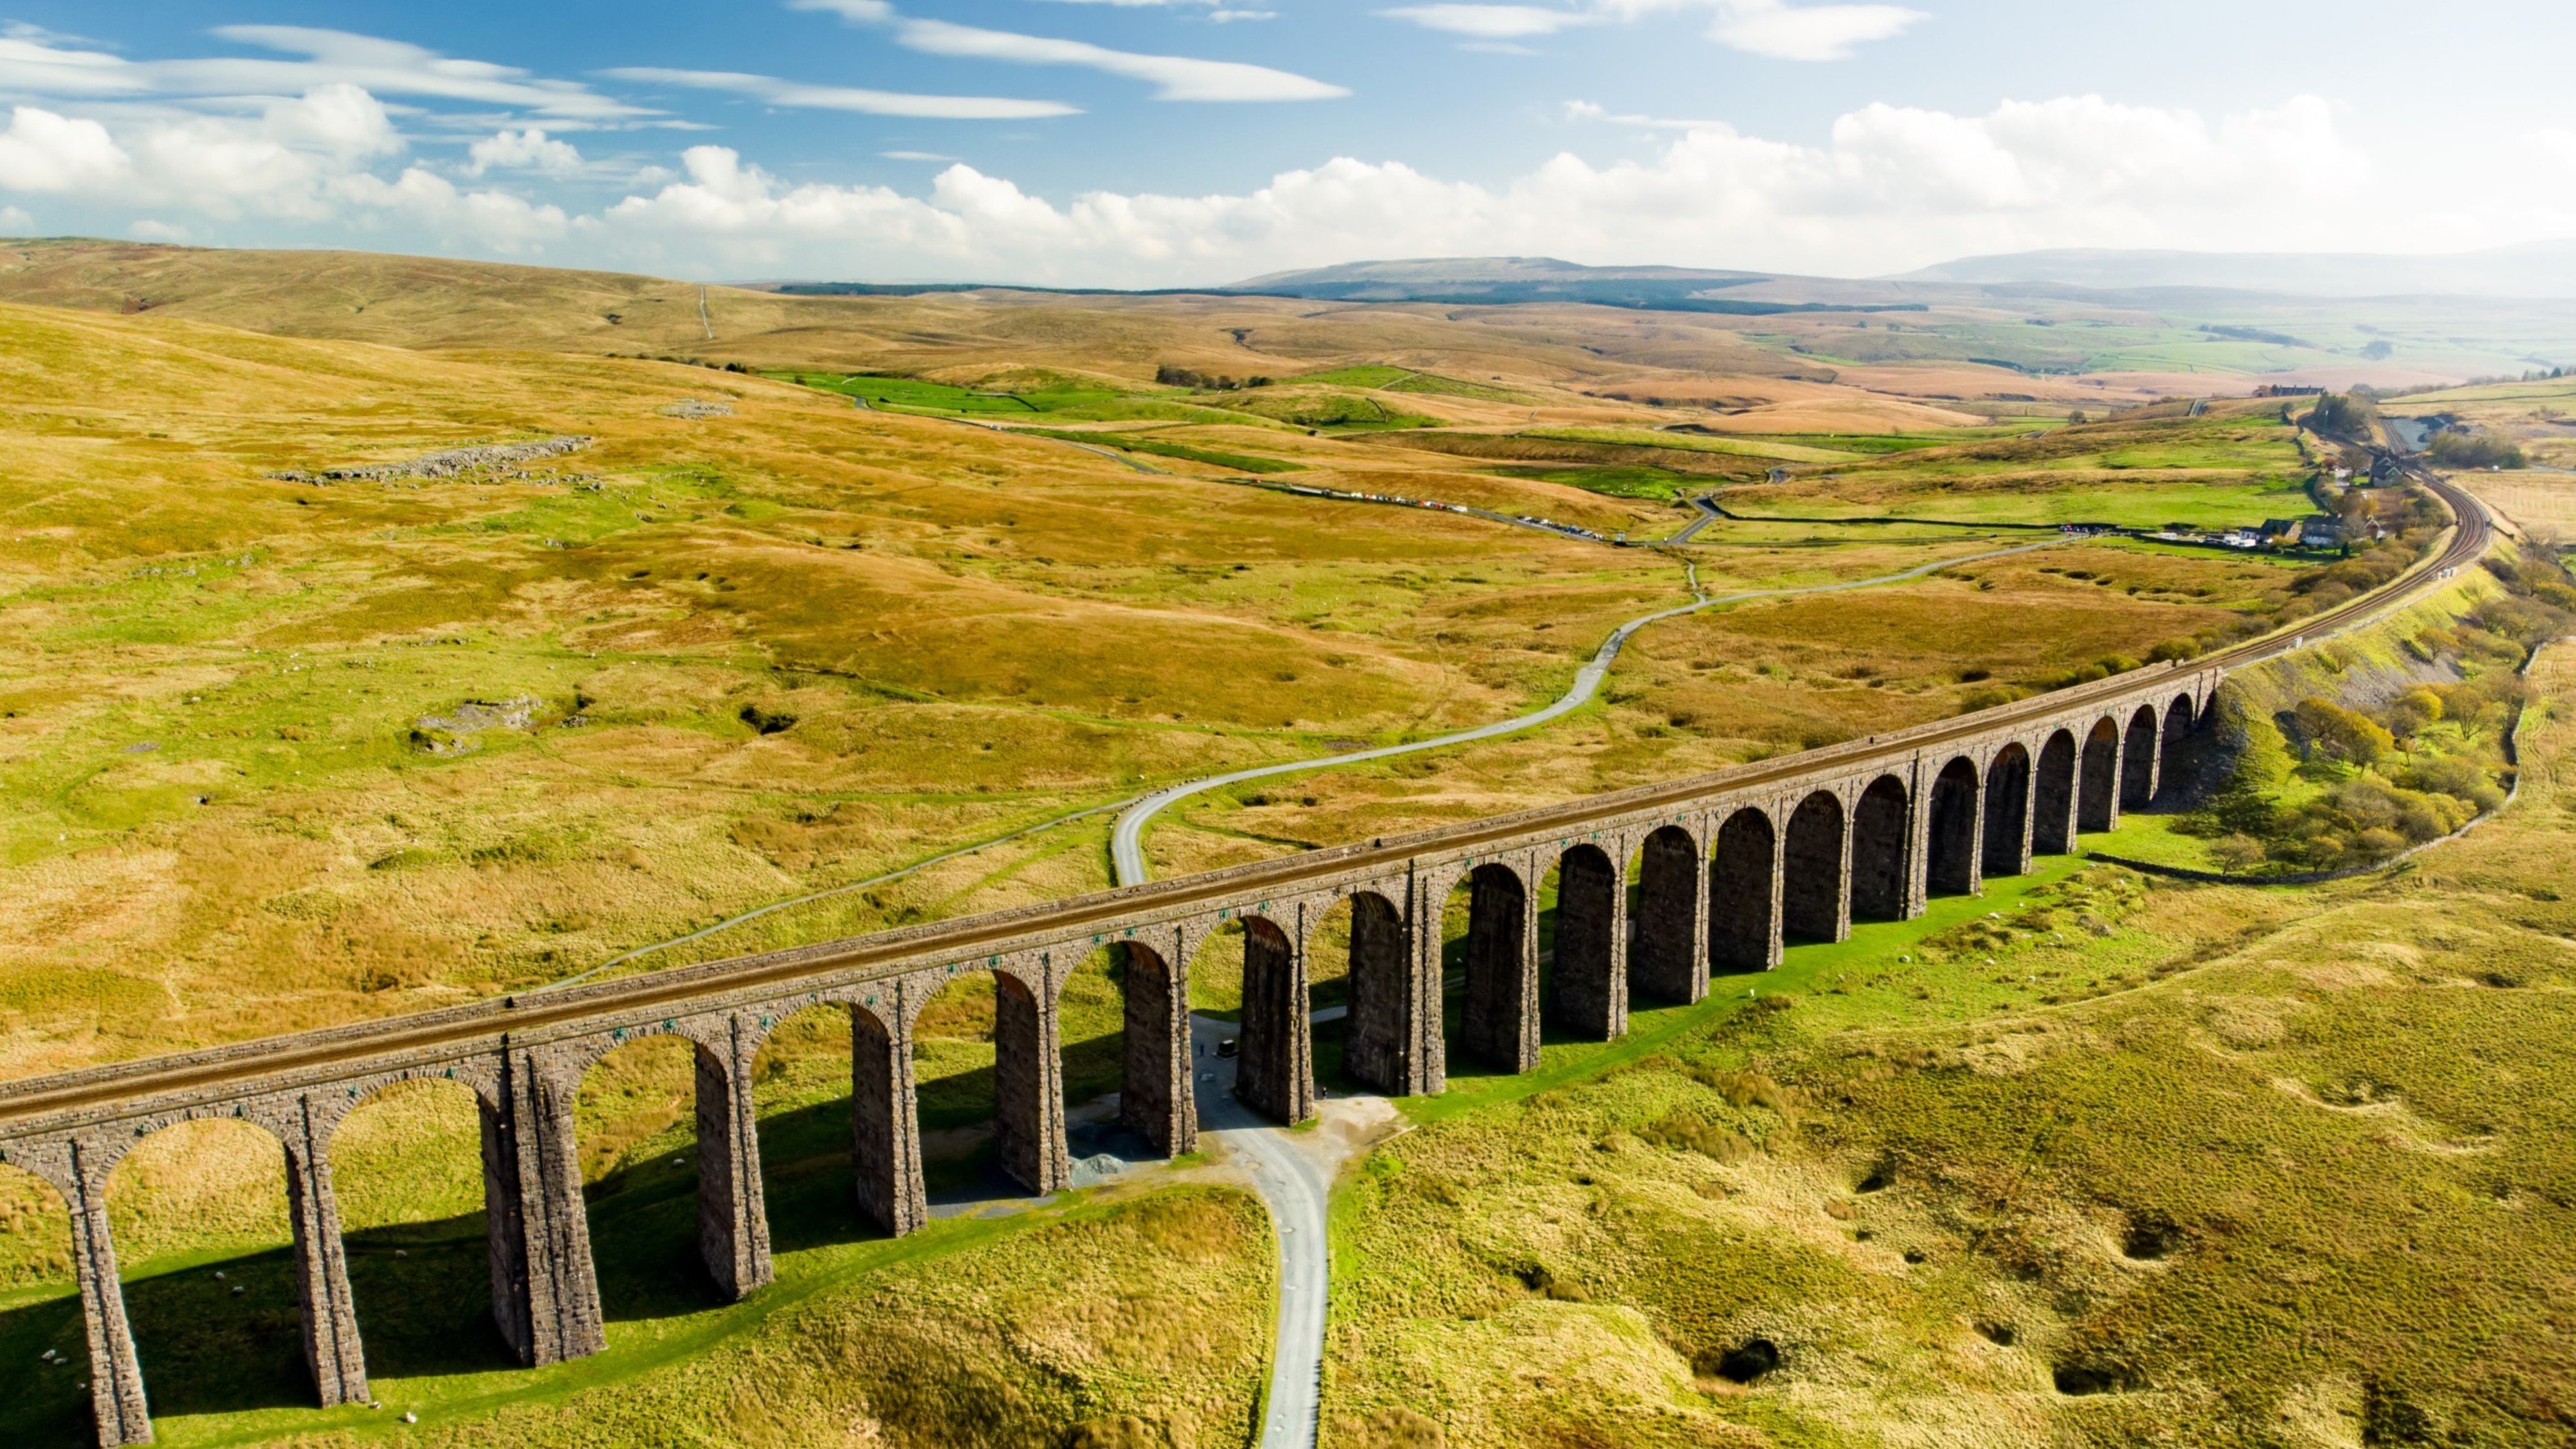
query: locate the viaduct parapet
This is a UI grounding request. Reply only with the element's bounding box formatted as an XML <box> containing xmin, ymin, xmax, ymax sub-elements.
<box><xmin>0</xmin><ymin>474</ymin><xmax>2490</xmax><ymax>1447</ymax></box>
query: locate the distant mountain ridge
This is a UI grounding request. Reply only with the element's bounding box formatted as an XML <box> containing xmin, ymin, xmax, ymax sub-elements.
<box><xmin>1217</xmin><ymin>256</ymin><xmax>1925</xmax><ymax>314</ymax></box>
<box><xmin>1894</xmin><ymin>241</ymin><xmax>2576</xmax><ymax>298</ymax></box>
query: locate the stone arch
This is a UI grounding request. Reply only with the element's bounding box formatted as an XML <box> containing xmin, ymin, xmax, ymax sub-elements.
<box><xmin>1926</xmin><ymin>756</ymin><xmax>1982</xmax><ymax>897</ymax></box>
<box><xmin>1850</xmin><ymin>774</ymin><xmax>1911</xmax><ymax>922</ymax></box>
<box><xmin>1446</xmin><ymin>862</ymin><xmax>1536</xmax><ymax>1074</ymax></box>
<box><xmin>2159</xmin><ymin>693</ymin><xmax>2197</xmax><ymax>800</ymax></box>
<box><xmin>565</xmin><ymin>1028</ymin><xmax>770</xmax><ymax>1307</ymax></box>
<box><xmin>1232</xmin><ymin>912</ymin><xmax>1311</xmax><ymax>1124</ymax></box>
<box><xmin>2122</xmin><ymin>703</ymin><xmax>2161</xmax><ymax>807</ymax></box>
<box><xmin>101</xmin><ymin>1116</ymin><xmax>304</xmax><ymax>1422</ymax></box>
<box><xmin>1709</xmin><ymin>807</ymin><xmax>1779</xmax><ymax>972</ymax></box>
<box><xmin>1630</xmin><ymin>825</ymin><xmax>1703</xmax><ymax>1003</ymax></box>
<box><xmin>1112</xmin><ymin>939</ymin><xmax>1193</xmax><ymax>1155</ymax></box>
<box><xmin>326</xmin><ymin>1076</ymin><xmax>496</xmax><ymax>1384</ymax></box>
<box><xmin>740</xmin><ymin>986</ymin><xmax>928</xmax><ymax>1240</ymax></box>
<box><xmin>905</xmin><ymin>965</ymin><xmax>1068</xmax><ymax>1198</ymax></box>
<box><xmin>1339</xmin><ymin>889</ymin><xmax>1415</xmax><ymax>1096</ymax></box>
<box><xmin>2035</xmin><ymin>729</ymin><xmax>2079</xmax><ymax>852</ymax></box>
<box><xmin>2079</xmin><ymin>715</ymin><xmax>2122</xmax><ymax>831</ymax></box>
<box><xmin>1546</xmin><ymin>843</ymin><xmax>1624</xmax><ymax>1041</ymax></box>
<box><xmin>1781</xmin><ymin>791</ymin><xmax>1846</xmax><ymax>943</ymax></box>
<box><xmin>1983</xmin><ymin>742</ymin><xmax>2033</xmax><ymax>878</ymax></box>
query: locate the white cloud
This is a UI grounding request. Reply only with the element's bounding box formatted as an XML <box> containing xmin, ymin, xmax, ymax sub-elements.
<box><xmin>467</xmin><ymin>126</ymin><xmax>583</xmax><ymax>176</ymax></box>
<box><xmin>264</xmin><ymin>83</ymin><xmax>404</xmax><ymax>162</ymax></box>
<box><xmin>604</xmin><ymin>66</ymin><xmax>1078</xmax><ymax>120</ymax></box>
<box><xmin>893</xmin><ymin>17</ymin><xmax>1345</xmax><ymax>101</ymax></box>
<box><xmin>0</xmin><ymin>28</ymin><xmax>644</xmax><ymax>121</ymax></box>
<box><xmin>129</xmin><ymin>217</ymin><xmax>185</xmax><ymax>240</ymax></box>
<box><xmin>0</xmin><ymin>105</ymin><xmax>130</xmax><ymax>190</ymax></box>
<box><xmin>1382</xmin><ymin>0</ymin><xmax>1919</xmax><ymax>57</ymax></box>
<box><xmin>1381</xmin><ymin>5</ymin><xmax>1595</xmax><ymax>39</ymax></box>
<box><xmin>0</xmin><ymin>202</ymin><xmax>31</xmax><ymax>231</ymax></box>
<box><xmin>1701</xmin><ymin>0</ymin><xmax>1922</xmax><ymax>60</ymax></box>
<box><xmin>0</xmin><ymin>89</ymin><xmax>568</xmax><ymax>249</ymax></box>
<box><xmin>1564</xmin><ymin>98</ymin><xmax>1721</xmax><ymax>129</ymax></box>
<box><xmin>583</xmin><ymin>94</ymin><xmax>2396</xmax><ymax>286</ymax></box>
<box><xmin>882</xmin><ymin>149</ymin><xmax>960</xmax><ymax>162</ymax></box>
<box><xmin>791</xmin><ymin>0</ymin><xmax>1343</xmax><ymax>103</ymax></box>
<box><xmin>0</xmin><ymin>34</ymin><xmax>148</xmax><ymax>97</ymax></box>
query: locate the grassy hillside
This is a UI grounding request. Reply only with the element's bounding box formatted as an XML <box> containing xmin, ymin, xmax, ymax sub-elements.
<box><xmin>1322</xmin><ymin>597</ymin><xmax>2576</xmax><ymax>1448</ymax></box>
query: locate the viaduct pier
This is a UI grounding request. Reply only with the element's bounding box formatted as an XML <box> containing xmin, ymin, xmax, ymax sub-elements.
<box><xmin>0</xmin><ymin>477</ymin><xmax>2490</xmax><ymax>1446</ymax></box>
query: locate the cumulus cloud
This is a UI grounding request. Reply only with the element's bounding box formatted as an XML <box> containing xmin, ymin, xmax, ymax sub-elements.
<box><xmin>604</xmin><ymin>66</ymin><xmax>1079</xmax><ymax>120</ymax></box>
<box><xmin>586</xmin><ymin>94</ymin><xmax>2387</xmax><ymax>285</ymax></box>
<box><xmin>0</xmin><ymin>87</ymin><xmax>566</xmax><ymax>247</ymax></box>
<box><xmin>467</xmin><ymin>126</ymin><xmax>584</xmax><ymax>176</ymax></box>
<box><xmin>0</xmin><ymin>202</ymin><xmax>33</xmax><ymax>231</ymax></box>
<box><xmin>0</xmin><ymin>104</ymin><xmax>130</xmax><ymax>190</ymax></box>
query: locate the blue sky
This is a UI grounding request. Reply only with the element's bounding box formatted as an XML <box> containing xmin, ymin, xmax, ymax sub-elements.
<box><xmin>3</xmin><ymin>1</ymin><xmax>2573</xmax><ymax>285</ymax></box>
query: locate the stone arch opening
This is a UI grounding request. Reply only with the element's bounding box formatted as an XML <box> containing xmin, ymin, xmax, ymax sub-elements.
<box><xmin>2035</xmin><ymin>729</ymin><xmax>2078</xmax><ymax>852</ymax></box>
<box><xmin>2159</xmin><ymin>694</ymin><xmax>2197</xmax><ymax>802</ymax></box>
<box><xmin>102</xmin><ymin>1118</ymin><xmax>309</xmax><ymax>1420</ymax></box>
<box><xmin>910</xmin><ymin>967</ymin><xmax>1065</xmax><ymax>1200</ymax></box>
<box><xmin>1546</xmin><ymin>843</ymin><xmax>1623</xmax><ymax>1041</ymax></box>
<box><xmin>327</xmin><ymin>1076</ymin><xmax>509</xmax><ymax>1381</ymax></box>
<box><xmin>1108</xmin><ymin>940</ymin><xmax>1190</xmax><ymax>1156</ymax></box>
<box><xmin>1850</xmin><ymin>775</ymin><xmax>1911</xmax><ymax>922</ymax></box>
<box><xmin>1236</xmin><ymin>914</ymin><xmax>1311</xmax><ymax>1123</ymax></box>
<box><xmin>1336</xmin><ymin>890</ymin><xmax>1414</xmax><ymax>1095</ymax></box>
<box><xmin>566</xmin><ymin>1031</ymin><xmax>763</xmax><ymax>1315</ymax></box>
<box><xmin>1442</xmin><ymin>864</ymin><xmax>1535</xmax><ymax>1075</ymax></box>
<box><xmin>1781</xmin><ymin>792</ymin><xmax>1846</xmax><ymax>943</ymax></box>
<box><xmin>1983</xmin><ymin>743</ymin><xmax>2032</xmax><ymax>878</ymax></box>
<box><xmin>744</xmin><ymin>996</ymin><xmax>921</xmax><ymax>1246</ymax></box>
<box><xmin>1926</xmin><ymin>756</ymin><xmax>1982</xmax><ymax>897</ymax></box>
<box><xmin>1048</xmin><ymin>945</ymin><xmax>1135</xmax><ymax>1160</ymax></box>
<box><xmin>2122</xmin><ymin>704</ymin><xmax>2161</xmax><ymax>807</ymax></box>
<box><xmin>0</xmin><ymin>1162</ymin><xmax>87</xmax><ymax>1441</ymax></box>
<box><xmin>1710</xmin><ymin>807</ymin><xmax>1778</xmax><ymax>973</ymax></box>
<box><xmin>2079</xmin><ymin>716</ymin><xmax>2122</xmax><ymax>831</ymax></box>
<box><xmin>1629</xmin><ymin>825</ymin><xmax>1701</xmax><ymax>1003</ymax></box>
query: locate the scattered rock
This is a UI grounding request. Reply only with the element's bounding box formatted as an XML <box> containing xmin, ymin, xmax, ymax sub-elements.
<box><xmin>660</xmin><ymin>398</ymin><xmax>734</xmax><ymax>418</ymax></box>
<box><xmin>412</xmin><ymin>697</ymin><xmax>541</xmax><ymax>754</ymax></box>
<box><xmin>280</xmin><ymin>436</ymin><xmax>594</xmax><ymax>484</ymax></box>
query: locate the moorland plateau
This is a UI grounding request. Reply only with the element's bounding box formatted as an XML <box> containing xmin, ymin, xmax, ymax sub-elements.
<box><xmin>0</xmin><ymin>238</ymin><xmax>2572</xmax><ymax>1447</ymax></box>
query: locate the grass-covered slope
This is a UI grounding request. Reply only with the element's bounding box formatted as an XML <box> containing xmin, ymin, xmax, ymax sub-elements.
<box><xmin>1322</xmin><ymin>633</ymin><xmax>2576</xmax><ymax>1447</ymax></box>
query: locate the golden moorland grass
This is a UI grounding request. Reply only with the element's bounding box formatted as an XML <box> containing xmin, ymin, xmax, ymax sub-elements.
<box><xmin>0</xmin><ymin>295</ymin><xmax>2320</xmax><ymax>1086</ymax></box>
<box><xmin>0</xmin><ymin>243</ymin><xmax>2528</xmax><ymax>1448</ymax></box>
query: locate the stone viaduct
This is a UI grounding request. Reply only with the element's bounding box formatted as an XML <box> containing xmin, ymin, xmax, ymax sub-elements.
<box><xmin>0</xmin><ymin>477</ymin><xmax>2488</xmax><ymax>1447</ymax></box>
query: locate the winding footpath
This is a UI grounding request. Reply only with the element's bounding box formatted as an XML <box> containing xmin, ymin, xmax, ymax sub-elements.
<box><xmin>1109</xmin><ymin>534</ymin><xmax>2069</xmax><ymax>884</ymax></box>
<box><xmin>1109</xmin><ymin>530</ymin><xmax>2075</xmax><ymax>1449</ymax></box>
